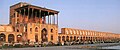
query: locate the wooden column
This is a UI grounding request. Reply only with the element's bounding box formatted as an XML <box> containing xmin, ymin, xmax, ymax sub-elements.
<box><xmin>23</xmin><ymin>9</ymin><xmax>25</xmax><ymax>23</ymax></box>
<box><xmin>34</xmin><ymin>11</ymin><xmax>37</xmax><ymax>23</ymax></box>
<box><xmin>52</xmin><ymin>15</ymin><xmax>54</xmax><ymax>24</ymax></box>
<box><xmin>43</xmin><ymin>12</ymin><xmax>46</xmax><ymax>24</ymax></box>
<box><xmin>54</xmin><ymin>14</ymin><xmax>55</xmax><ymax>24</ymax></box>
<box><xmin>57</xmin><ymin>14</ymin><xmax>58</xmax><ymax>26</ymax></box>
<box><xmin>31</xmin><ymin>8</ymin><xmax>33</xmax><ymax>23</ymax></box>
<box><xmin>19</xmin><ymin>10</ymin><xmax>22</xmax><ymax>23</ymax></box>
<box><xmin>27</xmin><ymin>8</ymin><xmax>29</xmax><ymax>23</ymax></box>
<box><xmin>24</xmin><ymin>8</ymin><xmax>28</xmax><ymax>23</ymax></box>
<box><xmin>48</xmin><ymin>12</ymin><xmax>49</xmax><ymax>24</ymax></box>
<box><xmin>50</xmin><ymin>15</ymin><xmax>51</xmax><ymax>24</ymax></box>
<box><xmin>39</xmin><ymin>10</ymin><xmax>42</xmax><ymax>24</ymax></box>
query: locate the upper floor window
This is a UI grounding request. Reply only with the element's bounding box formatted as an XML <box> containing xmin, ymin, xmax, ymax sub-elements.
<box><xmin>35</xmin><ymin>27</ymin><xmax>38</xmax><ymax>32</ymax></box>
<box><xmin>30</xmin><ymin>28</ymin><xmax>32</xmax><ymax>33</ymax></box>
<box><xmin>17</xmin><ymin>29</ymin><xmax>19</xmax><ymax>32</ymax></box>
<box><xmin>51</xmin><ymin>29</ymin><xmax>53</xmax><ymax>33</ymax></box>
<box><xmin>51</xmin><ymin>35</ymin><xmax>53</xmax><ymax>40</ymax></box>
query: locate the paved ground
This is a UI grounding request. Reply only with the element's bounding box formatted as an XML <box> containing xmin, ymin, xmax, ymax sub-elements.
<box><xmin>0</xmin><ymin>43</ymin><xmax>120</xmax><ymax>50</ymax></box>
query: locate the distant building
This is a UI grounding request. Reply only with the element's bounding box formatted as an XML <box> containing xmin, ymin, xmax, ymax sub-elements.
<box><xmin>0</xmin><ymin>2</ymin><xmax>120</xmax><ymax>45</ymax></box>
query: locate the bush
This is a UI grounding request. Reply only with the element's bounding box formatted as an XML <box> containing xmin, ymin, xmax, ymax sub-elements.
<box><xmin>47</xmin><ymin>41</ymin><xmax>54</xmax><ymax>46</ymax></box>
<box><xmin>14</xmin><ymin>44</ymin><xmax>23</xmax><ymax>48</ymax></box>
<box><xmin>41</xmin><ymin>43</ymin><xmax>47</xmax><ymax>47</ymax></box>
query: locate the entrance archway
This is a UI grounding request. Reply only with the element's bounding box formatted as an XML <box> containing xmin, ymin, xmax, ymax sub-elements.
<box><xmin>58</xmin><ymin>36</ymin><xmax>61</xmax><ymax>42</ymax></box>
<box><xmin>17</xmin><ymin>35</ymin><xmax>22</xmax><ymax>42</ymax></box>
<box><xmin>66</xmin><ymin>36</ymin><xmax>69</xmax><ymax>42</ymax></box>
<box><xmin>0</xmin><ymin>33</ymin><xmax>6</xmax><ymax>42</ymax></box>
<box><xmin>41</xmin><ymin>28</ymin><xmax>48</xmax><ymax>42</ymax></box>
<box><xmin>70</xmin><ymin>36</ymin><xmax>73</xmax><ymax>42</ymax></box>
<box><xmin>62</xmin><ymin>36</ymin><xmax>65</xmax><ymax>41</ymax></box>
<box><xmin>35</xmin><ymin>33</ymin><xmax>38</xmax><ymax>42</ymax></box>
<box><xmin>8</xmin><ymin>34</ymin><xmax>14</xmax><ymax>43</ymax></box>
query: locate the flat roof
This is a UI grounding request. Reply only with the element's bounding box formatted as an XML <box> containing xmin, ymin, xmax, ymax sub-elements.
<box><xmin>14</xmin><ymin>2</ymin><xmax>59</xmax><ymax>14</ymax></box>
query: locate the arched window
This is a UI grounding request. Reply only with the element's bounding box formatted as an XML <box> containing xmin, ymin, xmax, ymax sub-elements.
<box><xmin>35</xmin><ymin>27</ymin><xmax>38</xmax><ymax>32</ymax></box>
<box><xmin>17</xmin><ymin>29</ymin><xmax>19</xmax><ymax>32</ymax></box>
<box><xmin>70</xmin><ymin>36</ymin><xmax>73</xmax><ymax>41</ymax></box>
<box><xmin>8</xmin><ymin>34</ymin><xmax>14</xmax><ymax>43</ymax></box>
<box><xmin>30</xmin><ymin>28</ymin><xmax>32</xmax><ymax>33</ymax></box>
<box><xmin>58</xmin><ymin>36</ymin><xmax>61</xmax><ymax>41</ymax></box>
<box><xmin>74</xmin><ymin>36</ymin><xmax>76</xmax><ymax>41</ymax></box>
<box><xmin>51</xmin><ymin>29</ymin><xmax>53</xmax><ymax>33</ymax></box>
<box><xmin>62</xmin><ymin>36</ymin><xmax>65</xmax><ymax>41</ymax></box>
<box><xmin>66</xmin><ymin>36</ymin><xmax>69</xmax><ymax>41</ymax></box>
<box><xmin>51</xmin><ymin>35</ymin><xmax>53</xmax><ymax>40</ymax></box>
<box><xmin>0</xmin><ymin>33</ymin><xmax>6</xmax><ymax>42</ymax></box>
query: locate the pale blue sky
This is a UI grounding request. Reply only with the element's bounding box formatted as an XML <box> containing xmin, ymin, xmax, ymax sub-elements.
<box><xmin>0</xmin><ymin>0</ymin><xmax>120</xmax><ymax>33</ymax></box>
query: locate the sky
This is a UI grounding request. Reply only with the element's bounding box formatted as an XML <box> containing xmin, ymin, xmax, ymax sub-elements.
<box><xmin>0</xmin><ymin>0</ymin><xmax>120</xmax><ymax>33</ymax></box>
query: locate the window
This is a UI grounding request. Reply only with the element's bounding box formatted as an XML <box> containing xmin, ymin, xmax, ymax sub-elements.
<box><xmin>25</xmin><ymin>29</ymin><xmax>27</xmax><ymax>32</ymax></box>
<box><xmin>51</xmin><ymin>29</ymin><xmax>53</xmax><ymax>33</ymax></box>
<box><xmin>17</xmin><ymin>29</ymin><xmax>19</xmax><ymax>32</ymax></box>
<box><xmin>30</xmin><ymin>28</ymin><xmax>32</xmax><ymax>33</ymax></box>
<box><xmin>35</xmin><ymin>27</ymin><xmax>38</xmax><ymax>32</ymax></box>
<box><xmin>51</xmin><ymin>35</ymin><xmax>53</xmax><ymax>40</ymax></box>
<box><xmin>13</xmin><ymin>13</ymin><xmax>15</xmax><ymax>17</ymax></box>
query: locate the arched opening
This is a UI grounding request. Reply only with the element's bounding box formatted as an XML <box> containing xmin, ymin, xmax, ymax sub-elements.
<box><xmin>66</xmin><ymin>36</ymin><xmax>69</xmax><ymax>42</ymax></box>
<box><xmin>77</xmin><ymin>36</ymin><xmax>79</xmax><ymax>42</ymax></box>
<box><xmin>58</xmin><ymin>36</ymin><xmax>61</xmax><ymax>42</ymax></box>
<box><xmin>17</xmin><ymin>34</ymin><xmax>22</xmax><ymax>42</ymax></box>
<box><xmin>8</xmin><ymin>34</ymin><xmax>14</xmax><ymax>43</ymax></box>
<box><xmin>41</xmin><ymin>28</ymin><xmax>48</xmax><ymax>42</ymax></box>
<box><xmin>51</xmin><ymin>29</ymin><xmax>53</xmax><ymax>33</ymax></box>
<box><xmin>17</xmin><ymin>29</ymin><xmax>19</xmax><ymax>32</ymax></box>
<box><xmin>35</xmin><ymin>27</ymin><xmax>38</xmax><ymax>32</ymax></box>
<box><xmin>0</xmin><ymin>33</ymin><xmax>6</xmax><ymax>42</ymax></box>
<box><xmin>70</xmin><ymin>36</ymin><xmax>73</xmax><ymax>42</ymax></box>
<box><xmin>62</xmin><ymin>36</ymin><xmax>65</xmax><ymax>41</ymax></box>
<box><xmin>74</xmin><ymin>36</ymin><xmax>76</xmax><ymax>41</ymax></box>
<box><xmin>35</xmin><ymin>33</ymin><xmax>38</xmax><ymax>42</ymax></box>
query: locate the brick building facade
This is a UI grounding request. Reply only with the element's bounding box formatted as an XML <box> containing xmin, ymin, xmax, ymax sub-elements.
<box><xmin>0</xmin><ymin>2</ymin><xmax>120</xmax><ymax>45</ymax></box>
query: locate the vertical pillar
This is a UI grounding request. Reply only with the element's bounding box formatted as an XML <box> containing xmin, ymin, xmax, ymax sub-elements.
<box><xmin>6</xmin><ymin>34</ymin><xmax>8</xmax><ymax>42</ymax></box>
<box><xmin>43</xmin><ymin>12</ymin><xmax>46</xmax><ymax>24</ymax></box>
<box><xmin>57</xmin><ymin>14</ymin><xmax>58</xmax><ymax>26</ymax></box>
<box><xmin>54</xmin><ymin>14</ymin><xmax>55</xmax><ymax>24</ymax></box>
<box><xmin>52</xmin><ymin>14</ymin><xmax>55</xmax><ymax>24</ymax></box>
<box><xmin>27</xmin><ymin>8</ymin><xmax>29</xmax><ymax>23</ymax></box>
<box><xmin>23</xmin><ymin>9</ymin><xmax>25</xmax><ymax>23</ymax></box>
<box><xmin>39</xmin><ymin>10</ymin><xmax>42</xmax><ymax>24</ymax></box>
<box><xmin>14</xmin><ymin>34</ymin><xmax>17</xmax><ymax>42</ymax></box>
<box><xmin>19</xmin><ymin>10</ymin><xmax>22</xmax><ymax>23</ymax></box>
<box><xmin>32</xmin><ymin>9</ymin><xmax>35</xmax><ymax>23</ymax></box>
<box><xmin>17</xmin><ymin>11</ymin><xmax>20</xmax><ymax>23</ymax></box>
<box><xmin>48</xmin><ymin>12</ymin><xmax>49</xmax><ymax>24</ymax></box>
<box><xmin>31</xmin><ymin>8</ymin><xmax>33</xmax><ymax>23</ymax></box>
<box><xmin>34</xmin><ymin>11</ymin><xmax>37</xmax><ymax>23</ymax></box>
<box><xmin>50</xmin><ymin>15</ymin><xmax>51</xmax><ymax>24</ymax></box>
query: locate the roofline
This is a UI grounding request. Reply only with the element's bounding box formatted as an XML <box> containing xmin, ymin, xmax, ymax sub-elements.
<box><xmin>15</xmin><ymin>5</ymin><xmax>59</xmax><ymax>14</ymax></box>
